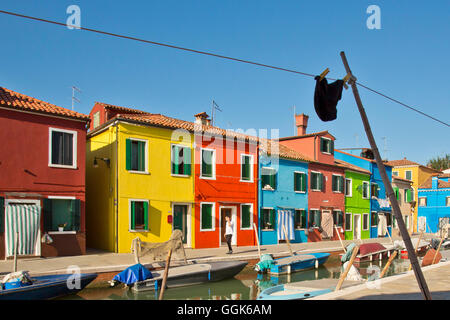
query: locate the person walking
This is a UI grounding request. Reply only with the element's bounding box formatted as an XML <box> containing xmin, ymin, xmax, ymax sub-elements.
<box><xmin>225</xmin><ymin>215</ymin><xmax>234</xmax><ymax>254</ymax></box>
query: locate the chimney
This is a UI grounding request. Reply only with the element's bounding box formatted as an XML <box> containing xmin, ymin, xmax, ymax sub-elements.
<box><xmin>194</xmin><ymin>112</ymin><xmax>211</xmax><ymax>126</ymax></box>
<box><xmin>295</xmin><ymin>113</ymin><xmax>309</xmax><ymax>136</ymax></box>
<box><xmin>432</xmin><ymin>176</ymin><xmax>439</xmax><ymax>189</ymax></box>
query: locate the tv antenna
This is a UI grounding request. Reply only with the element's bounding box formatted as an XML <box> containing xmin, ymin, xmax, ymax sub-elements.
<box><xmin>211</xmin><ymin>100</ymin><xmax>222</xmax><ymax>126</ymax></box>
<box><xmin>71</xmin><ymin>86</ymin><xmax>81</xmax><ymax>110</ymax></box>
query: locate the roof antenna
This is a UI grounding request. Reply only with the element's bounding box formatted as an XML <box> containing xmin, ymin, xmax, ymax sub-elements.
<box><xmin>382</xmin><ymin>137</ymin><xmax>389</xmax><ymax>161</ymax></box>
<box><xmin>211</xmin><ymin>100</ymin><xmax>222</xmax><ymax>126</ymax></box>
<box><xmin>71</xmin><ymin>86</ymin><xmax>81</xmax><ymax>111</ymax></box>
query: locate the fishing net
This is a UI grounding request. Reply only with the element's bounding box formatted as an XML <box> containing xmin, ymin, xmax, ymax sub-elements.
<box><xmin>131</xmin><ymin>230</ymin><xmax>187</xmax><ymax>264</ymax></box>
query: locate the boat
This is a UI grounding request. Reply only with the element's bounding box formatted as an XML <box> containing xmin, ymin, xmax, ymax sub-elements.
<box><xmin>255</xmin><ymin>252</ymin><xmax>330</xmax><ymax>275</ymax></box>
<box><xmin>0</xmin><ymin>271</ymin><xmax>97</xmax><ymax>300</ymax></box>
<box><xmin>257</xmin><ymin>278</ymin><xmax>363</xmax><ymax>300</ymax></box>
<box><xmin>396</xmin><ymin>240</ymin><xmax>430</xmax><ymax>259</ymax></box>
<box><xmin>339</xmin><ymin>243</ymin><xmax>396</xmax><ymax>264</ymax></box>
<box><xmin>132</xmin><ymin>260</ymin><xmax>247</xmax><ymax>292</ymax></box>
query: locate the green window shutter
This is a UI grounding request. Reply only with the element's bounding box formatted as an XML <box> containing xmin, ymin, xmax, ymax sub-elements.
<box><xmin>330</xmin><ymin>140</ymin><xmax>334</xmax><ymax>154</ymax></box>
<box><xmin>332</xmin><ymin>176</ymin><xmax>337</xmax><ymax>192</ymax></box>
<box><xmin>406</xmin><ymin>189</ymin><xmax>412</xmax><ymax>202</ymax></box>
<box><xmin>262</xmin><ymin>173</ymin><xmax>270</xmax><ymax>189</ymax></box>
<box><xmin>241</xmin><ymin>156</ymin><xmax>250</xmax><ymax>180</ymax></box>
<box><xmin>320</xmin><ymin>138</ymin><xmax>325</xmax><ymax>152</ymax></box>
<box><xmin>301</xmin><ymin>210</ymin><xmax>307</xmax><ymax>228</ymax></box>
<box><xmin>43</xmin><ymin>199</ymin><xmax>53</xmax><ymax>232</ymax></box>
<box><xmin>315</xmin><ymin>211</ymin><xmax>322</xmax><ymax>227</ymax></box>
<box><xmin>319</xmin><ymin>173</ymin><xmax>324</xmax><ymax>191</ymax></box>
<box><xmin>201</xmin><ymin>204</ymin><xmax>212</xmax><ymax>229</ymax></box>
<box><xmin>73</xmin><ymin>199</ymin><xmax>81</xmax><ymax>231</ymax></box>
<box><xmin>0</xmin><ymin>197</ymin><xmax>4</xmax><ymax>233</ymax></box>
<box><xmin>202</xmin><ymin>150</ymin><xmax>213</xmax><ymax>177</ymax></box>
<box><xmin>125</xmin><ymin>139</ymin><xmax>132</xmax><ymax>170</ymax></box>
<box><xmin>172</xmin><ymin>145</ymin><xmax>179</xmax><ymax>174</ymax></box>
<box><xmin>301</xmin><ymin>173</ymin><xmax>307</xmax><ymax>192</ymax></box>
<box><xmin>131</xmin><ymin>201</ymin><xmax>136</xmax><ymax>230</ymax></box>
<box><xmin>138</xmin><ymin>141</ymin><xmax>146</xmax><ymax>172</ymax></box>
<box><xmin>270</xmin><ymin>209</ymin><xmax>276</xmax><ymax>229</ymax></box>
<box><xmin>339</xmin><ymin>177</ymin><xmax>344</xmax><ymax>193</ymax></box>
<box><xmin>143</xmin><ymin>201</ymin><xmax>149</xmax><ymax>230</ymax></box>
<box><xmin>394</xmin><ymin>187</ymin><xmax>399</xmax><ymax>200</ymax></box>
<box><xmin>241</xmin><ymin>205</ymin><xmax>251</xmax><ymax>229</ymax></box>
<box><xmin>184</xmin><ymin>147</ymin><xmax>191</xmax><ymax>176</ymax></box>
<box><xmin>294</xmin><ymin>172</ymin><xmax>299</xmax><ymax>191</ymax></box>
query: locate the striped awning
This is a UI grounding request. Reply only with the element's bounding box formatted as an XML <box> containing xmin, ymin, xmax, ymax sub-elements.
<box><xmin>5</xmin><ymin>203</ymin><xmax>41</xmax><ymax>257</ymax></box>
<box><xmin>277</xmin><ymin>209</ymin><xmax>295</xmax><ymax>241</ymax></box>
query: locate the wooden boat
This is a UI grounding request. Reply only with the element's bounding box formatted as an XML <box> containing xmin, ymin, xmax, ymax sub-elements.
<box><xmin>132</xmin><ymin>260</ymin><xmax>247</xmax><ymax>292</ymax></box>
<box><xmin>268</xmin><ymin>252</ymin><xmax>330</xmax><ymax>275</ymax></box>
<box><xmin>340</xmin><ymin>243</ymin><xmax>396</xmax><ymax>264</ymax></box>
<box><xmin>398</xmin><ymin>240</ymin><xmax>429</xmax><ymax>259</ymax></box>
<box><xmin>0</xmin><ymin>273</ymin><xmax>97</xmax><ymax>300</ymax></box>
<box><xmin>257</xmin><ymin>278</ymin><xmax>363</xmax><ymax>300</ymax></box>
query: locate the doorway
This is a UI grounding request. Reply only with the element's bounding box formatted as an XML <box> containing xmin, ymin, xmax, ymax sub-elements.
<box><xmin>172</xmin><ymin>203</ymin><xmax>191</xmax><ymax>247</ymax></box>
<box><xmin>354</xmin><ymin>214</ymin><xmax>361</xmax><ymax>240</ymax></box>
<box><xmin>220</xmin><ymin>206</ymin><xmax>237</xmax><ymax>246</ymax></box>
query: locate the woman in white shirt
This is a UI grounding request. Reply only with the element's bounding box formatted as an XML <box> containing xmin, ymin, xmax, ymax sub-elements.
<box><xmin>225</xmin><ymin>216</ymin><xmax>234</xmax><ymax>254</ymax></box>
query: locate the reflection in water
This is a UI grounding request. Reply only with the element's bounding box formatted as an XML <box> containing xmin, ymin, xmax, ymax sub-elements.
<box><xmin>62</xmin><ymin>257</ymin><xmax>412</xmax><ymax>300</ymax></box>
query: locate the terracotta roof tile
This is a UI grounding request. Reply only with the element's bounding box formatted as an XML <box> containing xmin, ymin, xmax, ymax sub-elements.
<box><xmin>419</xmin><ymin>175</ymin><xmax>450</xmax><ymax>189</ymax></box>
<box><xmin>279</xmin><ymin>130</ymin><xmax>333</xmax><ymax>141</ymax></box>
<box><xmin>334</xmin><ymin>159</ymin><xmax>371</xmax><ymax>175</ymax></box>
<box><xmin>384</xmin><ymin>158</ymin><xmax>422</xmax><ymax>167</ymax></box>
<box><xmin>392</xmin><ymin>175</ymin><xmax>413</xmax><ymax>183</ymax></box>
<box><xmin>259</xmin><ymin>139</ymin><xmax>314</xmax><ymax>162</ymax></box>
<box><xmin>96</xmin><ymin>102</ymin><xmax>149</xmax><ymax>115</ymax></box>
<box><xmin>0</xmin><ymin>86</ymin><xmax>89</xmax><ymax>121</ymax></box>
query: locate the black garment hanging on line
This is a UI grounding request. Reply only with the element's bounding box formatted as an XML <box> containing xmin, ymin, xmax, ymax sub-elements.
<box><xmin>313</xmin><ymin>76</ymin><xmax>344</xmax><ymax>122</ymax></box>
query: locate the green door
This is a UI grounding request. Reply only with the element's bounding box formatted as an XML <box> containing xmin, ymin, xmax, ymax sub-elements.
<box><xmin>173</xmin><ymin>205</ymin><xmax>187</xmax><ymax>244</ymax></box>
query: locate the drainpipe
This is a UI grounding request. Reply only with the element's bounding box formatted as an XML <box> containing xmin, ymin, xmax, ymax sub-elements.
<box><xmin>115</xmin><ymin>121</ymin><xmax>119</xmax><ymax>253</ymax></box>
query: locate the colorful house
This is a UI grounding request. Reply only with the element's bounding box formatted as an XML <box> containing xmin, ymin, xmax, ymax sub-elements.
<box><xmin>384</xmin><ymin>158</ymin><xmax>441</xmax><ymax>232</ymax></box>
<box><xmin>334</xmin><ymin>149</ymin><xmax>393</xmax><ymax>238</ymax></box>
<box><xmin>86</xmin><ymin>102</ymin><xmax>196</xmax><ymax>252</ymax></box>
<box><xmin>193</xmin><ymin>113</ymin><xmax>258</xmax><ymax>249</ymax></box>
<box><xmin>279</xmin><ymin>114</ymin><xmax>345</xmax><ymax>242</ymax></box>
<box><xmin>0</xmin><ymin>86</ymin><xmax>90</xmax><ymax>258</ymax></box>
<box><xmin>334</xmin><ymin>160</ymin><xmax>371</xmax><ymax>240</ymax></box>
<box><xmin>391</xmin><ymin>175</ymin><xmax>414</xmax><ymax>235</ymax></box>
<box><xmin>417</xmin><ymin>173</ymin><xmax>450</xmax><ymax>234</ymax></box>
<box><xmin>257</xmin><ymin>140</ymin><xmax>313</xmax><ymax>245</ymax></box>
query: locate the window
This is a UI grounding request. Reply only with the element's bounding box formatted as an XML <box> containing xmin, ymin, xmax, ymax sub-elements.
<box><xmin>393</xmin><ymin>171</ymin><xmax>399</xmax><ymax>176</ymax></box>
<box><xmin>363</xmin><ymin>213</ymin><xmax>369</xmax><ymax>230</ymax></box>
<box><xmin>43</xmin><ymin>198</ymin><xmax>80</xmax><ymax>232</ymax></box>
<box><xmin>171</xmin><ymin>145</ymin><xmax>191</xmax><ymax>176</ymax></box>
<box><xmin>333</xmin><ymin>210</ymin><xmax>344</xmax><ymax>227</ymax></box>
<box><xmin>240</xmin><ymin>204</ymin><xmax>252</xmax><ymax>229</ymax></box>
<box><xmin>418</xmin><ymin>197</ymin><xmax>427</xmax><ymax>207</ymax></box>
<box><xmin>371</xmin><ymin>211</ymin><xmax>378</xmax><ymax>226</ymax></box>
<box><xmin>294</xmin><ymin>209</ymin><xmax>307</xmax><ymax>229</ymax></box>
<box><xmin>371</xmin><ymin>183</ymin><xmax>379</xmax><ymax>198</ymax></box>
<box><xmin>126</xmin><ymin>138</ymin><xmax>147</xmax><ymax>172</ymax></box>
<box><xmin>49</xmin><ymin>128</ymin><xmax>77</xmax><ymax>168</ymax></box>
<box><xmin>446</xmin><ymin>197</ymin><xmax>450</xmax><ymax>207</ymax></box>
<box><xmin>320</xmin><ymin>137</ymin><xmax>334</xmax><ymax>155</ymax></box>
<box><xmin>332</xmin><ymin>175</ymin><xmax>344</xmax><ymax>193</ymax></box>
<box><xmin>309</xmin><ymin>210</ymin><xmax>321</xmax><ymax>228</ymax></box>
<box><xmin>345</xmin><ymin>213</ymin><xmax>352</xmax><ymax>231</ymax></box>
<box><xmin>201</xmin><ymin>149</ymin><xmax>215</xmax><ymax>179</ymax></box>
<box><xmin>404</xmin><ymin>189</ymin><xmax>412</xmax><ymax>203</ymax></box>
<box><xmin>362</xmin><ymin>181</ymin><xmax>370</xmax><ymax>199</ymax></box>
<box><xmin>93</xmin><ymin>111</ymin><xmax>100</xmax><ymax>129</ymax></box>
<box><xmin>345</xmin><ymin>178</ymin><xmax>352</xmax><ymax>197</ymax></box>
<box><xmin>261</xmin><ymin>167</ymin><xmax>277</xmax><ymax>190</ymax></box>
<box><xmin>393</xmin><ymin>187</ymin><xmax>400</xmax><ymax>201</ymax></box>
<box><xmin>200</xmin><ymin>203</ymin><xmax>215</xmax><ymax>231</ymax></box>
<box><xmin>261</xmin><ymin>208</ymin><xmax>275</xmax><ymax>230</ymax></box>
<box><xmin>294</xmin><ymin>172</ymin><xmax>307</xmax><ymax>192</ymax></box>
<box><xmin>405</xmin><ymin>170</ymin><xmax>412</xmax><ymax>180</ymax></box>
<box><xmin>130</xmin><ymin>200</ymin><xmax>149</xmax><ymax>231</ymax></box>
<box><xmin>385</xmin><ymin>212</ymin><xmax>392</xmax><ymax>227</ymax></box>
<box><xmin>240</xmin><ymin>154</ymin><xmax>253</xmax><ymax>182</ymax></box>
<box><xmin>310</xmin><ymin>172</ymin><xmax>324</xmax><ymax>191</ymax></box>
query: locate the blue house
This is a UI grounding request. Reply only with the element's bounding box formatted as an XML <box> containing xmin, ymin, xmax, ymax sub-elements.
<box><xmin>334</xmin><ymin>149</ymin><xmax>393</xmax><ymax>238</ymax></box>
<box><xmin>258</xmin><ymin>142</ymin><xmax>312</xmax><ymax>245</ymax></box>
<box><xmin>417</xmin><ymin>174</ymin><xmax>450</xmax><ymax>233</ymax></box>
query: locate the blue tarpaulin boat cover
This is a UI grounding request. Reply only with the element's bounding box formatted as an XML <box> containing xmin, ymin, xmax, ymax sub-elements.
<box><xmin>113</xmin><ymin>264</ymin><xmax>153</xmax><ymax>285</ymax></box>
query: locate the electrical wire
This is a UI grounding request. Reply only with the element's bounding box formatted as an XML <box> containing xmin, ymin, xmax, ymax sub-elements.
<box><xmin>0</xmin><ymin>9</ymin><xmax>448</xmax><ymax>128</ymax></box>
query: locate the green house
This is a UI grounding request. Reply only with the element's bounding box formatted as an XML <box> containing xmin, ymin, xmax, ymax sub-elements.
<box><xmin>336</xmin><ymin>160</ymin><xmax>371</xmax><ymax>240</ymax></box>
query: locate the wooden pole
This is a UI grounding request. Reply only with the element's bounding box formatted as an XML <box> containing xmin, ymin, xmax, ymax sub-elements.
<box><xmin>432</xmin><ymin>235</ymin><xmax>445</xmax><ymax>265</ymax></box>
<box><xmin>409</xmin><ymin>231</ymin><xmax>424</xmax><ymax>271</ymax></box>
<box><xmin>384</xmin><ymin>221</ymin><xmax>394</xmax><ymax>245</ymax></box>
<box><xmin>13</xmin><ymin>232</ymin><xmax>18</xmax><ymax>273</ymax></box>
<box><xmin>335</xmin><ymin>226</ymin><xmax>347</xmax><ymax>253</ymax></box>
<box><xmin>340</xmin><ymin>51</ymin><xmax>432</xmax><ymax>300</ymax></box>
<box><xmin>158</xmin><ymin>248</ymin><xmax>173</xmax><ymax>300</ymax></box>
<box><xmin>380</xmin><ymin>250</ymin><xmax>398</xmax><ymax>278</ymax></box>
<box><xmin>335</xmin><ymin>245</ymin><xmax>360</xmax><ymax>291</ymax></box>
<box><xmin>282</xmin><ymin>224</ymin><xmax>294</xmax><ymax>256</ymax></box>
<box><xmin>133</xmin><ymin>238</ymin><xmax>140</xmax><ymax>265</ymax></box>
<box><xmin>253</xmin><ymin>223</ymin><xmax>261</xmax><ymax>259</ymax></box>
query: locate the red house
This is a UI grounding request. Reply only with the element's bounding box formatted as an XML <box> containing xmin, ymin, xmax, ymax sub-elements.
<box><xmin>194</xmin><ymin>113</ymin><xmax>258</xmax><ymax>248</ymax></box>
<box><xmin>0</xmin><ymin>87</ymin><xmax>90</xmax><ymax>259</ymax></box>
<box><xmin>279</xmin><ymin>114</ymin><xmax>345</xmax><ymax>242</ymax></box>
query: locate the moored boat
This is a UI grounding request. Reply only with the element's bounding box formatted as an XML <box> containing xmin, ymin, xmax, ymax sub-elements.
<box><xmin>255</xmin><ymin>252</ymin><xmax>330</xmax><ymax>275</ymax></box>
<box><xmin>340</xmin><ymin>243</ymin><xmax>396</xmax><ymax>264</ymax></box>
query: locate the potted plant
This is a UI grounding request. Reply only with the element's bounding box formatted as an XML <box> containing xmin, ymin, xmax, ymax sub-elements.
<box><xmin>58</xmin><ymin>223</ymin><xmax>67</xmax><ymax>232</ymax></box>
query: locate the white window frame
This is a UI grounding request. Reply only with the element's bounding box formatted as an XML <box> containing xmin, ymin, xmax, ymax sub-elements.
<box><xmin>48</xmin><ymin>127</ymin><xmax>77</xmax><ymax>169</ymax></box>
<box><xmin>261</xmin><ymin>207</ymin><xmax>275</xmax><ymax>231</ymax></box>
<box><xmin>418</xmin><ymin>197</ymin><xmax>427</xmax><ymax>207</ymax></box>
<box><xmin>320</xmin><ymin>137</ymin><xmax>333</xmax><ymax>155</ymax></box>
<box><xmin>93</xmin><ymin>111</ymin><xmax>100</xmax><ymax>129</ymax></box>
<box><xmin>200</xmin><ymin>202</ymin><xmax>215</xmax><ymax>231</ymax></box>
<box><xmin>240</xmin><ymin>154</ymin><xmax>254</xmax><ymax>183</ymax></box>
<box><xmin>128</xmin><ymin>198</ymin><xmax>150</xmax><ymax>232</ymax></box>
<box><xmin>405</xmin><ymin>170</ymin><xmax>413</xmax><ymax>181</ymax></box>
<box><xmin>261</xmin><ymin>167</ymin><xmax>277</xmax><ymax>191</ymax></box>
<box><xmin>332</xmin><ymin>174</ymin><xmax>344</xmax><ymax>193</ymax></box>
<box><xmin>345</xmin><ymin>178</ymin><xmax>352</xmax><ymax>197</ymax></box>
<box><xmin>46</xmin><ymin>196</ymin><xmax>78</xmax><ymax>234</ymax></box>
<box><xmin>200</xmin><ymin>148</ymin><xmax>216</xmax><ymax>180</ymax></box>
<box><xmin>294</xmin><ymin>171</ymin><xmax>307</xmax><ymax>193</ymax></box>
<box><xmin>170</xmin><ymin>143</ymin><xmax>191</xmax><ymax>178</ymax></box>
<box><xmin>345</xmin><ymin>212</ymin><xmax>353</xmax><ymax>231</ymax></box>
<box><xmin>362</xmin><ymin>181</ymin><xmax>370</xmax><ymax>199</ymax></box>
<box><xmin>311</xmin><ymin>171</ymin><xmax>323</xmax><ymax>192</ymax></box>
<box><xmin>127</xmin><ymin>137</ymin><xmax>149</xmax><ymax>174</ymax></box>
<box><xmin>295</xmin><ymin>208</ymin><xmax>307</xmax><ymax>230</ymax></box>
<box><xmin>362</xmin><ymin>213</ymin><xmax>370</xmax><ymax>231</ymax></box>
<box><xmin>309</xmin><ymin>208</ymin><xmax>321</xmax><ymax>229</ymax></box>
<box><xmin>240</xmin><ymin>203</ymin><xmax>253</xmax><ymax>230</ymax></box>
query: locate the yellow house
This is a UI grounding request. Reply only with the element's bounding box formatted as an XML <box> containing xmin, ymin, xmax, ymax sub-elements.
<box><xmin>385</xmin><ymin>158</ymin><xmax>441</xmax><ymax>232</ymax></box>
<box><xmin>86</xmin><ymin>103</ymin><xmax>195</xmax><ymax>253</ymax></box>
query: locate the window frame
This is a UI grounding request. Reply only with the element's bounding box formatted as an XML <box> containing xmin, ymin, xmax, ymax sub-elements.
<box><xmin>345</xmin><ymin>212</ymin><xmax>353</xmax><ymax>231</ymax></box>
<box><xmin>309</xmin><ymin>208</ymin><xmax>321</xmax><ymax>228</ymax></box>
<box><xmin>294</xmin><ymin>209</ymin><xmax>308</xmax><ymax>230</ymax></box>
<box><xmin>294</xmin><ymin>171</ymin><xmax>307</xmax><ymax>193</ymax></box>
<box><xmin>200</xmin><ymin>202</ymin><xmax>215</xmax><ymax>231</ymax></box>
<box><xmin>333</xmin><ymin>210</ymin><xmax>344</xmax><ymax>227</ymax></box>
<box><xmin>405</xmin><ymin>170</ymin><xmax>412</xmax><ymax>181</ymax></box>
<box><xmin>240</xmin><ymin>154</ymin><xmax>254</xmax><ymax>183</ymax></box>
<box><xmin>362</xmin><ymin>181</ymin><xmax>370</xmax><ymax>199</ymax></box>
<box><xmin>171</xmin><ymin>144</ymin><xmax>192</xmax><ymax>177</ymax></box>
<box><xmin>261</xmin><ymin>207</ymin><xmax>275</xmax><ymax>231</ymax></box>
<box><xmin>332</xmin><ymin>174</ymin><xmax>344</xmax><ymax>193</ymax></box>
<box><xmin>345</xmin><ymin>178</ymin><xmax>352</xmax><ymax>197</ymax></box>
<box><xmin>320</xmin><ymin>137</ymin><xmax>334</xmax><ymax>155</ymax></box>
<box><xmin>200</xmin><ymin>148</ymin><xmax>216</xmax><ymax>180</ymax></box>
<box><xmin>129</xmin><ymin>199</ymin><xmax>149</xmax><ymax>232</ymax></box>
<box><xmin>93</xmin><ymin>111</ymin><xmax>100</xmax><ymax>129</ymax></box>
<box><xmin>362</xmin><ymin>213</ymin><xmax>370</xmax><ymax>231</ymax></box>
<box><xmin>261</xmin><ymin>167</ymin><xmax>277</xmax><ymax>191</ymax></box>
<box><xmin>418</xmin><ymin>197</ymin><xmax>427</xmax><ymax>207</ymax></box>
<box><xmin>240</xmin><ymin>203</ymin><xmax>253</xmax><ymax>230</ymax></box>
<box><xmin>48</xmin><ymin>127</ymin><xmax>77</xmax><ymax>169</ymax></box>
<box><xmin>126</xmin><ymin>137</ymin><xmax>149</xmax><ymax>174</ymax></box>
<box><xmin>371</xmin><ymin>182</ymin><xmax>379</xmax><ymax>198</ymax></box>
<box><xmin>310</xmin><ymin>171</ymin><xmax>323</xmax><ymax>192</ymax></box>
<box><xmin>44</xmin><ymin>196</ymin><xmax>79</xmax><ymax>234</ymax></box>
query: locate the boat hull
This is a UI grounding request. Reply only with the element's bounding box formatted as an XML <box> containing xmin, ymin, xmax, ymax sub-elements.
<box><xmin>0</xmin><ymin>273</ymin><xmax>97</xmax><ymax>300</ymax></box>
<box><xmin>269</xmin><ymin>252</ymin><xmax>330</xmax><ymax>275</ymax></box>
<box><xmin>257</xmin><ymin>284</ymin><xmax>332</xmax><ymax>300</ymax></box>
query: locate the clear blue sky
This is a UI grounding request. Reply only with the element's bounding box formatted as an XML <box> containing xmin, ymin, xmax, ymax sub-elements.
<box><xmin>1</xmin><ymin>1</ymin><xmax>449</xmax><ymax>165</ymax></box>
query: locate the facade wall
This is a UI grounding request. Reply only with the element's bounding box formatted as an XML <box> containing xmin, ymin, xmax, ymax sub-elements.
<box><xmin>418</xmin><ymin>180</ymin><xmax>450</xmax><ymax>233</ymax></box>
<box><xmin>391</xmin><ymin>179</ymin><xmax>414</xmax><ymax>235</ymax></box>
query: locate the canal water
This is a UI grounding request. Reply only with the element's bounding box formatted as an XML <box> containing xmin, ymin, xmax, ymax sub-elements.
<box><xmin>61</xmin><ymin>256</ymin><xmax>412</xmax><ymax>300</ymax></box>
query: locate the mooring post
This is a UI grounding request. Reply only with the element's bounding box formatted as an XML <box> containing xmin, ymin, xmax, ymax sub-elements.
<box><xmin>158</xmin><ymin>248</ymin><xmax>173</xmax><ymax>300</ymax></box>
